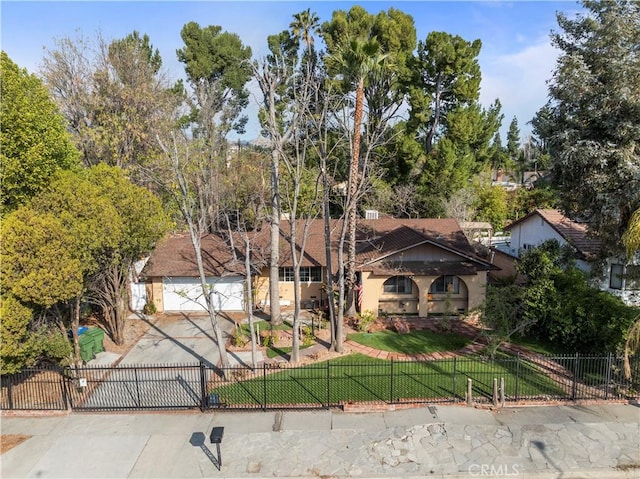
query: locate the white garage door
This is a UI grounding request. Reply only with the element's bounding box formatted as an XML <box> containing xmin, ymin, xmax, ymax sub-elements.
<box><xmin>162</xmin><ymin>277</ymin><xmax>244</xmax><ymax>312</ymax></box>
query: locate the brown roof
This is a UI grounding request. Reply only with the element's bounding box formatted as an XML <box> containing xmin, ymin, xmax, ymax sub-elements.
<box><xmin>141</xmin><ymin>233</ymin><xmax>245</xmax><ymax>278</ymax></box>
<box><xmin>362</xmin><ymin>260</ymin><xmax>481</xmax><ymax>276</ymax></box>
<box><xmin>143</xmin><ymin>217</ymin><xmax>495</xmax><ymax>278</ymax></box>
<box><xmin>506</xmin><ymin>209</ymin><xmax>601</xmax><ymax>258</ymax></box>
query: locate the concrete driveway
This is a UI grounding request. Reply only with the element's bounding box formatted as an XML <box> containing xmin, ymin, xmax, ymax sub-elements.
<box><xmin>120</xmin><ymin>313</ymin><xmax>238</xmax><ymax>368</ymax></box>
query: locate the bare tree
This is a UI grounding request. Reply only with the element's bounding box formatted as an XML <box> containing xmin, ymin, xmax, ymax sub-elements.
<box><xmin>154</xmin><ymin>132</ymin><xmax>231</xmax><ymax>370</ymax></box>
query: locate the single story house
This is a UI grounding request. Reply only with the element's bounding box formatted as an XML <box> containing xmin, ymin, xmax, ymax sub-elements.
<box><xmin>141</xmin><ymin>217</ymin><xmax>498</xmax><ymax>315</ymax></box>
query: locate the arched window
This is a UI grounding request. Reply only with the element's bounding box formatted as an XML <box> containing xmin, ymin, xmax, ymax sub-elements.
<box><xmin>383</xmin><ymin>276</ymin><xmax>413</xmax><ymax>294</ymax></box>
<box><xmin>429</xmin><ymin>275</ymin><xmax>460</xmax><ymax>294</ymax></box>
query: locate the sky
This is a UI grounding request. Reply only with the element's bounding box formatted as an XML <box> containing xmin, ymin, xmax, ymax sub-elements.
<box><xmin>1</xmin><ymin>1</ymin><xmax>584</xmax><ymax>142</ymax></box>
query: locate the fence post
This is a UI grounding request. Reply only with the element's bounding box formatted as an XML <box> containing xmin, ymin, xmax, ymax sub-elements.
<box><xmin>515</xmin><ymin>353</ymin><xmax>520</xmax><ymax>402</ymax></box>
<box><xmin>60</xmin><ymin>367</ymin><xmax>70</xmax><ymax>410</ymax></box>
<box><xmin>605</xmin><ymin>352</ymin><xmax>613</xmax><ymax>400</ymax></box>
<box><xmin>452</xmin><ymin>356</ymin><xmax>458</xmax><ymax>403</ymax></box>
<box><xmin>262</xmin><ymin>363</ymin><xmax>267</xmax><ymax>411</ymax></box>
<box><xmin>134</xmin><ymin>367</ymin><xmax>141</xmax><ymax>408</ymax></box>
<box><xmin>466</xmin><ymin>378</ymin><xmax>473</xmax><ymax>406</ymax></box>
<box><xmin>389</xmin><ymin>359</ymin><xmax>394</xmax><ymax>404</ymax></box>
<box><xmin>572</xmin><ymin>353</ymin><xmax>580</xmax><ymax>400</ymax></box>
<box><xmin>326</xmin><ymin>361</ymin><xmax>330</xmax><ymax>409</ymax></box>
<box><xmin>500</xmin><ymin>377</ymin><xmax>505</xmax><ymax>408</ymax></box>
<box><xmin>199</xmin><ymin>361</ymin><xmax>207</xmax><ymax>411</ymax></box>
<box><xmin>492</xmin><ymin>378</ymin><xmax>498</xmax><ymax>407</ymax></box>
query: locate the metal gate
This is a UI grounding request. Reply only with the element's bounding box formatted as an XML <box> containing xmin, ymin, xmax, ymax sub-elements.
<box><xmin>66</xmin><ymin>363</ymin><xmax>205</xmax><ymax>411</ymax></box>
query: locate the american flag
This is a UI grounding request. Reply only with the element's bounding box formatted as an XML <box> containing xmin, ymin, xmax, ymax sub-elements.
<box><xmin>356</xmin><ymin>282</ymin><xmax>363</xmax><ymax>310</ymax></box>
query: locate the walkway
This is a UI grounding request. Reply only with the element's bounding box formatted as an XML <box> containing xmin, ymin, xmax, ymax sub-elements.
<box><xmin>2</xmin><ymin>404</ymin><xmax>638</xmax><ymax>478</ymax></box>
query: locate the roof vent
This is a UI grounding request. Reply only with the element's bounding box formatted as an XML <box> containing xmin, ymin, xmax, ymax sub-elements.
<box><xmin>365</xmin><ymin>210</ymin><xmax>379</xmax><ymax>220</ymax></box>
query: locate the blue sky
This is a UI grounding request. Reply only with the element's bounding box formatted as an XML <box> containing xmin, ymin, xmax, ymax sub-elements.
<box><xmin>2</xmin><ymin>1</ymin><xmax>583</xmax><ymax>141</ymax></box>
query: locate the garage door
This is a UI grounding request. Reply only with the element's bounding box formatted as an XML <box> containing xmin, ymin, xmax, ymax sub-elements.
<box><xmin>162</xmin><ymin>277</ymin><xmax>244</xmax><ymax>312</ymax></box>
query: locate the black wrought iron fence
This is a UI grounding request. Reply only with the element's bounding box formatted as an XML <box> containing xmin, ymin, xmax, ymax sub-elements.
<box><xmin>1</xmin><ymin>354</ymin><xmax>638</xmax><ymax>412</ymax></box>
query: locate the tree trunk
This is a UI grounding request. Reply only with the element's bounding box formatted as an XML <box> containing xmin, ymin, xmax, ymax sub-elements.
<box><xmin>269</xmin><ymin>148</ymin><xmax>282</xmax><ymax>324</ymax></box>
<box><xmin>345</xmin><ymin>77</ymin><xmax>365</xmax><ymax>318</ymax></box>
<box><xmin>244</xmin><ymin>238</ymin><xmax>258</xmax><ymax>369</ymax></box>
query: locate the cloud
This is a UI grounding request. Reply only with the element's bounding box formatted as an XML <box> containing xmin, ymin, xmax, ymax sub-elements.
<box><xmin>480</xmin><ymin>37</ymin><xmax>559</xmax><ymax>136</ymax></box>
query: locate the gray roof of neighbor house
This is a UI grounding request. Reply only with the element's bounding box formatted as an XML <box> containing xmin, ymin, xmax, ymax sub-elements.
<box><xmin>505</xmin><ymin>208</ymin><xmax>601</xmax><ymax>258</ymax></box>
<box><xmin>142</xmin><ymin>218</ymin><xmax>496</xmax><ymax>278</ymax></box>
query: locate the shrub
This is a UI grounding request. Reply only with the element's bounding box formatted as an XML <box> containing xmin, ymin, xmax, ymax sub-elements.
<box><xmin>231</xmin><ymin>326</ymin><xmax>249</xmax><ymax>347</ymax></box>
<box><xmin>355</xmin><ymin>310</ymin><xmax>377</xmax><ymax>332</ymax></box>
<box><xmin>143</xmin><ymin>301</ymin><xmax>157</xmax><ymax>315</ymax></box>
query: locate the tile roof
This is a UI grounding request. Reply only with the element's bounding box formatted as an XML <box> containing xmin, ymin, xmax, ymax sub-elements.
<box><xmin>143</xmin><ymin>217</ymin><xmax>494</xmax><ymax>278</ymax></box>
<box><xmin>506</xmin><ymin>209</ymin><xmax>601</xmax><ymax>258</ymax></box>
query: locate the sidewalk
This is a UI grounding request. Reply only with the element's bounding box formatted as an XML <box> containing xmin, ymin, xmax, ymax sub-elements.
<box><xmin>2</xmin><ymin>404</ymin><xmax>638</xmax><ymax>478</ymax></box>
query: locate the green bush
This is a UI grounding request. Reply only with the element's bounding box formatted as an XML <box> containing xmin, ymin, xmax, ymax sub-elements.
<box><xmin>355</xmin><ymin>310</ymin><xmax>377</xmax><ymax>332</ymax></box>
<box><xmin>143</xmin><ymin>301</ymin><xmax>157</xmax><ymax>315</ymax></box>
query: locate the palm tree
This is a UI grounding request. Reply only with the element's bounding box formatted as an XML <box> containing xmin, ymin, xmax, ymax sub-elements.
<box><xmin>290</xmin><ymin>9</ymin><xmax>320</xmax><ymax>53</ymax></box>
<box><xmin>331</xmin><ymin>37</ymin><xmax>387</xmax><ymax>317</ymax></box>
<box><xmin>623</xmin><ymin>207</ymin><xmax>640</xmax><ymax>379</ymax></box>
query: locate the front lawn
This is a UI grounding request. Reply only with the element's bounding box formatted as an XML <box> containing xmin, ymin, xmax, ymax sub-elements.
<box><xmin>347</xmin><ymin>329</ymin><xmax>471</xmax><ymax>354</ymax></box>
<box><xmin>212</xmin><ymin>353</ymin><xmax>566</xmax><ymax>406</ymax></box>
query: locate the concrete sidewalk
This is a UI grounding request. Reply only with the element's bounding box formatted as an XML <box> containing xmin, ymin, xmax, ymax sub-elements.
<box><xmin>1</xmin><ymin>404</ymin><xmax>638</xmax><ymax>478</ymax></box>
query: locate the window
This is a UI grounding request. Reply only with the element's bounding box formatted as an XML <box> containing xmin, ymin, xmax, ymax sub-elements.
<box><xmin>279</xmin><ymin>267</ymin><xmax>322</xmax><ymax>282</ymax></box>
<box><xmin>610</xmin><ymin>263</ymin><xmax>640</xmax><ymax>290</ymax></box>
<box><xmin>430</xmin><ymin>275</ymin><xmax>460</xmax><ymax>294</ymax></box>
<box><xmin>626</xmin><ymin>265</ymin><xmax>640</xmax><ymax>290</ymax></box>
<box><xmin>610</xmin><ymin>264</ymin><xmax>623</xmax><ymax>290</ymax></box>
<box><xmin>383</xmin><ymin>276</ymin><xmax>413</xmax><ymax>294</ymax></box>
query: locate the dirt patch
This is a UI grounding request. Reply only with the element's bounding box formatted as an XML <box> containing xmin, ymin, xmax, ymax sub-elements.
<box><xmin>100</xmin><ymin>316</ymin><xmax>153</xmax><ymax>356</ymax></box>
<box><xmin>1</xmin><ymin>435</ymin><xmax>30</xmax><ymax>454</ymax></box>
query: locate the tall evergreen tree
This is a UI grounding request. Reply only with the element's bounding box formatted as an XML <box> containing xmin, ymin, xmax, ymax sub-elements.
<box><xmin>537</xmin><ymin>0</ymin><xmax>640</xmax><ymax>254</ymax></box>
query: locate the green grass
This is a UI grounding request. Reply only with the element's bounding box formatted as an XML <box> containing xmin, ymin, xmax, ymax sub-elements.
<box><xmin>347</xmin><ymin>329</ymin><xmax>471</xmax><ymax>354</ymax></box>
<box><xmin>265</xmin><ymin>344</ymin><xmax>313</xmax><ymax>359</ymax></box>
<box><xmin>508</xmin><ymin>334</ymin><xmax>566</xmax><ymax>355</ymax></box>
<box><xmin>212</xmin><ymin>353</ymin><xmax>566</xmax><ymax>406</ymax></box>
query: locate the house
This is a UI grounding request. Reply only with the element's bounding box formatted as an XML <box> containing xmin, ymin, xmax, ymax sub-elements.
<box><xmin>141</xmin><ymin>217</ymin><xmax>498</xmax><ymax>315</ymax></box>
<box><xmin>500</xmin><ymin>209</ymin><xmax>600</xmax><ymax>272</ymax></box>
<box><xmin>141</xmin><ymin>233</ymin><xmax>247</xmax><ymax>313</ymax></box>
<box><xmin>499</xmin><ymin>209</ymin><xmax>640</xmax><ymax>306</ymax></box>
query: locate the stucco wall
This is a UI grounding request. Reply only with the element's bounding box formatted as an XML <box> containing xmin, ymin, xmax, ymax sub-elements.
<box><xmin>253</xmin><ymin>269</ymin><xmax>325</xmax><ymax>308</ymax></box>
<box><xmin>361</xmin><ymin>271</ymin><xmax>487</xmax><ymax>317</ymax></box>
<box><xmin>149</xmin><ymin>278</ymin><xmax>164</xmax><ymax>313</ymax></box>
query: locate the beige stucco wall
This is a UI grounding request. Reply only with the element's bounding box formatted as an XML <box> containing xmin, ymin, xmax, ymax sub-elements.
<box><xmin>149</xmin><ymin>278</ymin><xmax>164</xmax><ymax>313</ymax></box>
<box><xmin>253</xmin><ymin>268</ymin><xmax>326</xmax><ymax>309</ymax></box>
<box><xmin>361</xmin><ymin>270</ymin><xmax>487</xmax><ymax>317</ymax></box>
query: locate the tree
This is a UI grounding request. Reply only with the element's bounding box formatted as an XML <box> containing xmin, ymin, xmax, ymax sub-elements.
<box><xmin>41</xmin><ymin>32</ymin><xmax>177</xmax><ymax>176</ymax></box>
<box><xmin>29</xmin><ymin>170</ymin><xmax>122</xmax><ymax>363</ymax></box>
<box><xmin>290</xmin><ymin>8</ymin><xmax>320</xmax><ymax>52</ymax></box>
<box><xmin>322</xmin><ymin>5</ymin><xmax>416</xmax><ymax>318</ymax></box>
<box><xmin>85</xmin><ymin>165</ymin><xmax>170</xmax><ymax>345</ymax></box>
<box><xmin>177</xmin><ymin>22</ymin><xmax>252</xmax><ymax>146</ymax></box>
<box><xmin>1</xmin><ymin>51</ymin><xmax>79</xmax><ymax>214</ymax></box>
<box><xmin>0</xmin><ymin>207</ymin><xmax>82</xmax><ymax>368</ymax></box>
<box><xmin>622</xmin><ymin>207</ymin><xmax>640</xmax><ymax>379</ymax></box>
<box><xmin>154</xmin><ymin>131</ymin><xmax>231</xmax><ymax>371</ymax></box>
<box><xmin>407</xmin><ymin>32</ymin><xmax>482</xmax><ymax>154</ymax></box>
<box><xmin>538</xmin><ymin>0</ymin><xmax>640</xmax><ymax>255</ymax></box>
<box><xmin>506</xmin><ymin>116</ymin><xmax>522</xmax><ymax>180</ymax></box>
<box><xmin>401</xmin><ymin>32</ymin><xmax>503</xmax><ymax>215</ymax></box>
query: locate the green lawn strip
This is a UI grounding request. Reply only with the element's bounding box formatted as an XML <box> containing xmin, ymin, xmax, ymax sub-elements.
<box><xmin>347</xmin><ymin>329</ymin><xmax>471</xmax><ymax>354</ymax></box>
<box><xmin>266</xmin><ymin>344</ymin><xmax>313</xmax><ymax>359</ymax></box>
<box><xmin>211</xmin><ymin>353</ymin><xmax>566</xmax><ymax>406</ymax></box>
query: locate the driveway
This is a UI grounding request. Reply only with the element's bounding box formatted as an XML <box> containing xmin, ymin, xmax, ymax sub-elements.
<box><xmin>120</xmin><ymin>313</ymin><xmax>238</xmax><ymax>368</ymax></box>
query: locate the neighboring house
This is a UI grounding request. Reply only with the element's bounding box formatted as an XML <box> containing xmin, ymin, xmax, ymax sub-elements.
<box><xmin>501</xmin><ymin>209</ymin><xmax>600</xmax><ymax>272</ymax></box>
<box><xmin>499</xmin><ymin>209</ymin><xmax>640</xmax><ymax>306</ymax></box>
<box><xmin>141</xmin><ymin>217</ymin><xmax>498</xmax><ymax>315</ymax></box>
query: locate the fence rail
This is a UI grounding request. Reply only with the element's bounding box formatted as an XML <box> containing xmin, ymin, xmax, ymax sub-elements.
<box><xmin>1</xmin><ymin>354</ymin><xmax>638</xmax><ymax>412</ymax></box>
